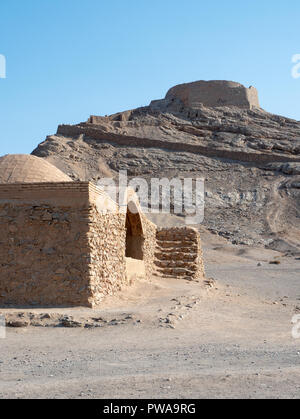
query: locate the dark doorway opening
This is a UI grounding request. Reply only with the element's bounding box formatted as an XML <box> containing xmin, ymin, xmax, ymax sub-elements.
<box><xmin>125</xmin><ymin>203</ymin><xmax>144</xmax><ymax>260</ymax></box>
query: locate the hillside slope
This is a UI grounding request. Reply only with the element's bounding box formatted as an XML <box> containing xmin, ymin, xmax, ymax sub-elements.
<box><xmin>32</xmin><ymin>81</ymin><xmax>300</xmax><ymax>253</ymax></box>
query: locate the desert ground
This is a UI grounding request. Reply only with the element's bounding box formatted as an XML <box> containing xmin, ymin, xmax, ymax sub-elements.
<box><xmin>0</xmin><ymin>229</ymin><xmax>299</xmax><ymax>399</ymax></box>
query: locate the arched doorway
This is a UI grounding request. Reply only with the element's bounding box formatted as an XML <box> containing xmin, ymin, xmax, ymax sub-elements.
<box><xmin>125</xmin><ymin>202</ymin><xmax>144</xmax><ymax>260</ymax></box>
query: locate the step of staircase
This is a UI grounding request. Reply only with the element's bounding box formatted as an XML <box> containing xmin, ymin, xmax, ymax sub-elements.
<box><xmin>153</xmin><ymin>266</ymin><xmax>196</xmax><ymax>278</ymax></box>
<box><xmin>154</xmin><ymin>252</ymin><xmax>197</xmax><ymax>261</ymax></box>
<box><xmin>156</xmin><ymin>243</ymin><xmax>198</xmax><ymax>250</ymax></box>
<box><xmin>156</xmin><ymin>239</ymin><xmax>196</xmax><ymax>246</ymax></box>
<box><xmin>156</xmin><ymin>233</ymin><xmax>196</xmax><ymax>241</ymax></box>
<box><xmin>154</xmin><ymin>259</ymin><xmax>198</xmax><ymax>270</ymax></box>
<box><xmin>156</xmin><ymin>244</ymin><xmax>198</xmax><ymax>253</ymax></box>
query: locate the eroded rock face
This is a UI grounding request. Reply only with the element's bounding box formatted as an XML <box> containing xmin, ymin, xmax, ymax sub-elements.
<box><xmin>32</xmin><ymin>81</ymin><xmax>300</xmax><ymax>253</ymax></box>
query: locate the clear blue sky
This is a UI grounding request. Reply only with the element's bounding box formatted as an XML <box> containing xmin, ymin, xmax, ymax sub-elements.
<box><xmin>0</xmin><ymin>0</ymin><xmax>299</xmax><ymax>155</ymax></box>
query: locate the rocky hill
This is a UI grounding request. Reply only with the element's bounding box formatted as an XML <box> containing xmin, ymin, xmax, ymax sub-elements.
<box><xmin>32</xmin><ymin>80</ymin><xmax>300</xmax><ymax>254</ymax></box>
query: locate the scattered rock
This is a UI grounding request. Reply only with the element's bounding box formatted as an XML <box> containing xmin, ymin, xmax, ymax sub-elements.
<box><xmin>6</xmin><ymin>320</ymin><xmax>29</xmax><ymax>328</ymax></box>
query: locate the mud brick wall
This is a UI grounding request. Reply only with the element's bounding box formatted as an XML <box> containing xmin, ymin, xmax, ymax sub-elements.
<box><xmin>0</xmin><ymin>182</ymin><xmax>104</xmax><ymax>307</ymax></box>
<box><xmin>166</xmin><ymin>80</ymin><xmax>260</xmax><ymax>110</ymax></box>
<box><xmin>0</xmin><ymin>202</ymin><xmax>92</xmax><ymax>307</ymax></box>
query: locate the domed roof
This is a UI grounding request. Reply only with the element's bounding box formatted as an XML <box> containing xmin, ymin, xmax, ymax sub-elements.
<box><xmin>0</xmin><ymin>154</ymin><xmax>72</xmax><ymax>183</ymax></box>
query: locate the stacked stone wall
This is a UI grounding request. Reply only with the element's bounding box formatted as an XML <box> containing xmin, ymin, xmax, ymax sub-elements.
<box><xmin>85</xmin><ymin>206</ymin><xmax>127</xmax><ymax>306</ymax></box>
<box><xmin>155</xmin><ymin>227</ymin><xmax>205</xmax><ymax>280</ymax></box>
<box><xmin>140</xmin><ymin>214</ymin><xmax>157</xmax><ymax>279</ymax></box>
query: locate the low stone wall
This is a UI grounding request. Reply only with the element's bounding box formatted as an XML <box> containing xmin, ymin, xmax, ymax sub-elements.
<box><xmin>56</xmin><ymin>124</ymin><xmax>300</xmax><ymax>164</ymax></box>
<box><xmin>155</xmin><ymin>227</ymin><xmax>205</xmax><ymax>280</ymax></box>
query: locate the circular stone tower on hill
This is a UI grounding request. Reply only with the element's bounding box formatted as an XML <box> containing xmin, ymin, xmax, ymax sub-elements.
<box><xmin>165</xmin><ymin>80</ymin><xmax>260</xmax><ymax>110</ymax></box>
<box><xmin>0</xmin><ymin>154</ymin><xmax>72</xmax><ymax>183</ymax></box>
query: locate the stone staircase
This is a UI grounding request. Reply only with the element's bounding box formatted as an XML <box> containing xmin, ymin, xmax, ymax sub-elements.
<box><xmin>153</xmin><ymin>227</ymin><xmax>204</xmax><ymax>280</ymax></box>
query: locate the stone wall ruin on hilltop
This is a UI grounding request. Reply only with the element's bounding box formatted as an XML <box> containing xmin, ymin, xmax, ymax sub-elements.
<box><xmin>165</xmin><ymin>80</ymin><xmax>260</xmax><ymax>110</ymax></box>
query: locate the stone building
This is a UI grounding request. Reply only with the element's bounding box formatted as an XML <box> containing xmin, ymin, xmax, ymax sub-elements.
<box><xmin>0</xmin><ymin>154</ymin><xmax>205</xmax><ymax>308</ymax></box>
